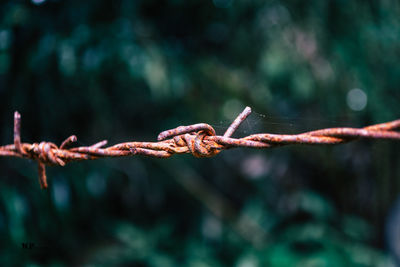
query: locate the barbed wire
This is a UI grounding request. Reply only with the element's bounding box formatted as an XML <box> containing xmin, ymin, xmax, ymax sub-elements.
<box><xmin>1</xmin><ymin>107</ymin><xmax>400</xmax><ymax>189</ymax></box>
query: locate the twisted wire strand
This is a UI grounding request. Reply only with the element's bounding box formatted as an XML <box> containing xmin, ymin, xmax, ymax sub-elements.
<box><xmin>1</xmin><ymin>108</ymin><xmax>400</xmax><ymax>189</ymax></box>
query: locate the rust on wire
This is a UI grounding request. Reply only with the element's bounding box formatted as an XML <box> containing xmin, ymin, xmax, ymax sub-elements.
<box><xmin>1</xmin><ymin>108</ymin><xmax>400</xmax><ymax>189</ymax></box>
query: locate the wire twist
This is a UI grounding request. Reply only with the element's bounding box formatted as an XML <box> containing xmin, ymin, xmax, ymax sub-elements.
<box><xmin>1</xmin><ymin>108</ymin><xmax>399</xmax><ymax>188</ymax></box>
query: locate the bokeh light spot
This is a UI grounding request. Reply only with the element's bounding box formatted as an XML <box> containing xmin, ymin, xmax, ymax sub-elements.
<box><xmin>52</xmin><ymin>179</ymin><xmax>70</xmax><ymax>210</ymax></box>
<box><xmin>346</xmin><ymin>88</ymin><xmax>367</xmax><ymax>111</ymax></box>
<box><xmin>86</xmin><ymin>173</ymin><xmax>106</xmax><ymax>197</ymax></box>
<box><xmin>241</xmin><ymin>154</ymin><xmax>270</xmax><ymax>179</ymax></box>
<box><xmin>32</xmin><ymin>0</ymin><xmax>46</xmax><ymax>5</ymax></box>
<box><xmin>223</xmin><ymin>99</ymin><xmax>244</xmax><ymax>120</ymax></box>
<box><xmin>0</xmin><ymin>30</ymin><xmax>10</xmax><ymax>50</ymax></box>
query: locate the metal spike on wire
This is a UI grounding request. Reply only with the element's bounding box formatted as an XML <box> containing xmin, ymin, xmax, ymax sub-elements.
<box><xmin>1</xmin><ymin>107</ymin><xmax>400</xmax><ymax>189</ymax></box>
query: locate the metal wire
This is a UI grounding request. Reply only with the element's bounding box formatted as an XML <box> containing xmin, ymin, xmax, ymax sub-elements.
<box><xmin>1</xmin><ymin>107</ymin><xmax>399</xmax><ymax>188</ymax></box>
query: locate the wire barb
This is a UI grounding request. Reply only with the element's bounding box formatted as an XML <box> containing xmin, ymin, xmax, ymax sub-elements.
<box><xmin>13</xmin><ymin>111</ymin><xmax>25</xmax><ymax>156</ymax></box>
<box><xmin>1</xmin><ymin>107</ymin><xmax>399</xmax><ymax>188</ymax></box>
<box><xmin>224</xmin><ymin>106</ymin><xmax>252</xmax><ymax>137</ymax></box>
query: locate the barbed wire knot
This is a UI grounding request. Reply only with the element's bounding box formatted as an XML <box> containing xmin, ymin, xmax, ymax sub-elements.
<box><xmin>1</xmin><ymin>108</ymin><xmax>399</xmax><ymax>189</ymax></box>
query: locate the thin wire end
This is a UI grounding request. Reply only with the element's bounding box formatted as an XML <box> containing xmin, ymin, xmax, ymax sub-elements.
<box><xmin>224</xmin><ymin>106</ymin><xmax>253</xmax><ymax>137</ymax></box>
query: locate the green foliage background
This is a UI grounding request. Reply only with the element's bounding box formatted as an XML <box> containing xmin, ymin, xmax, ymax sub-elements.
<box><xmin>0</xmin><ymin>0</ymin><xmax>399</xmax><ymax>266</ymax></box>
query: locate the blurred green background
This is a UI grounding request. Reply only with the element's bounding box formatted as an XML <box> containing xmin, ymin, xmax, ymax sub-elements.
<box><xmin>0</xmin><ymin>0</ymin><xmax>399</xmax><ymax>266</ymax></box>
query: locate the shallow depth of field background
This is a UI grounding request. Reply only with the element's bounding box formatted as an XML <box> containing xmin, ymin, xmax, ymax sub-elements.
<box><xmin>0</xmin><ymin>0</ymin><xmax>400</xmax><ymax>266</ymax></box>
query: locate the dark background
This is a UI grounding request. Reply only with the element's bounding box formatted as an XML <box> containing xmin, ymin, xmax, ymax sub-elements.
<box><xmin>0</xmin><ymin>0</ymin><xmax>399</xmax><ymax>266</ymax></box>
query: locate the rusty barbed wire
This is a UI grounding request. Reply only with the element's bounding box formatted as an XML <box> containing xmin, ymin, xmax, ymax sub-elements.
<box><xmin>1</xmin><ymin>107</ymin><xmax>400</xmax><ymax>189</ymax></box>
